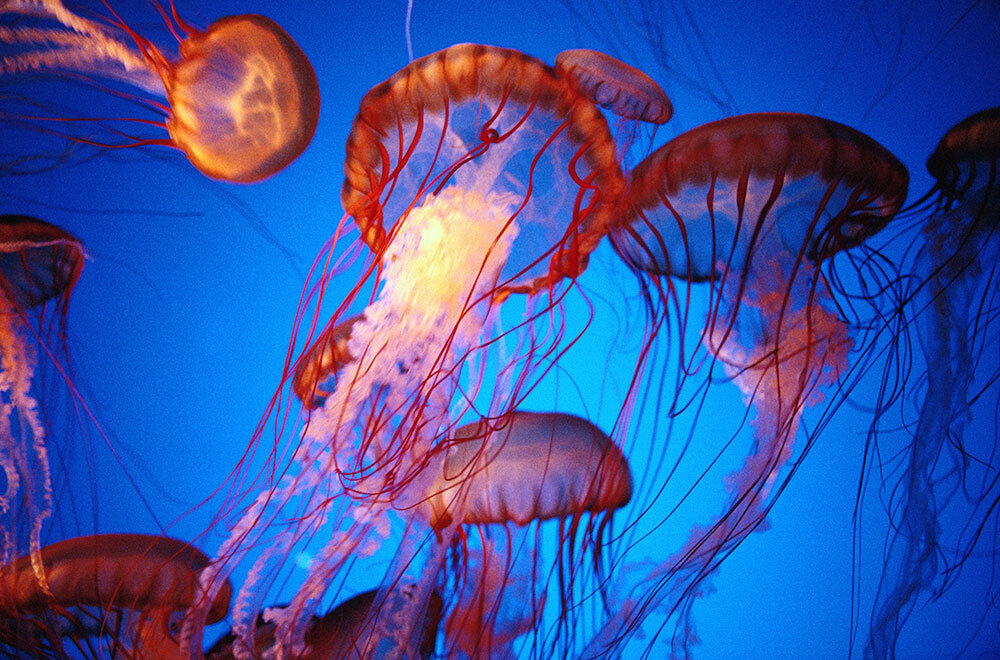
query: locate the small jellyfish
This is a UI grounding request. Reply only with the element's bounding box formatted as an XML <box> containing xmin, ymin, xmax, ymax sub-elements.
<box><xmin>0</xmin><ymin>0</ymin><xmax>319</xmax><ymax>182</ymax></box>
<box><xmin>423</xmin><ymin>410</ymin><xmax>632</xmax><ymax>658</ymax></box>
<box><xmin>0</xmin><ymin>533</ymin><xmax>231</xmax><ymax>659</ymax></box>
<box><xmin>0</xmin><ymin>215</ymin><xmax>83</xmax><ymax>600</ymax></box>
<box><xmin>292</xmin><ymin>315</ymin><xmax>363</xmax><ymax>409</ymax></box>
<box><xmin>555</xmin><ymin>49</ymin><xmax>673</xmax><ymax>125</ymax></box>
<box><xmin>595</xmin><ymin>112</ymin><xmax>907</xmax><ymax>657</ymax></box>
<box><xmin>868</xmin><ymin>107</ymin><xmax>1000</xmax><ymax>659</ymax></box>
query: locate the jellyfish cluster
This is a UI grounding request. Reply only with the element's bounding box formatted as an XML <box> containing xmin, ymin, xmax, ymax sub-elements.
<box><xmin>0</xmin><ymin>1</ymin><xmax>998</xmax><ymax>658</ymax></box>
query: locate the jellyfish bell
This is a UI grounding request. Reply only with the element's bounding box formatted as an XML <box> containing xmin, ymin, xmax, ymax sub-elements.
<box><xmin>613</xmin><ymin>112</ymin><xmax>908</xmax><ymax>280</ymax></box>
<box><xmin>0</xmin><ymin>533</ymin><xmax>231</xmax><ymax>659</ymax></box>
<box><xmin>925</xmin><ymin>106</ymin><xmax>1000</xmax><ymax>202</ymax></box>
<box><xmin>292</xmin><ymin>314</ymin><xmax>363</xmax><ymax>409</ymax></box>
<box><xmin>0</xmin><ymin>1</ymin><xmax>319</xmax><ymax>182</ymax></box>
<box><xmin>867</xmin><ymin>106</ymin><xmax>1000</xmax><ymax>660</ymax></box>
<box><xmin>554</xmin><ymin>48</ymin><xmax>673</xmax><ymax>125</ymax></box>
<box><xmin>594</xmin><ymin>112</ymin><xmax>907</xmax><ymax>657</ymax></box>
<box><xmin>423</xmin><ymin>410</ymin><xmax>633</xmax><ymax>529</ymax></box>
<box><xmin>341</xmin><ymin>42</ymin><xmax>624</xmax><ymax>296</ymax></box>
<box><xmin>0</xmin><ymin>215</ymin><xmax>84</xmax><ymax>598</ymax></box>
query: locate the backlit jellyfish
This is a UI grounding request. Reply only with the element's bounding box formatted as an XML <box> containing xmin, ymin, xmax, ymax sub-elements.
<box><xmin>191</xmin><ymin>43</ymin><xmax>625</xmax><ymax>658</ymax></box>
<box><xmin>0</xmin><ymin>0</ymin><xmax>319</xmax><ymax>182</ymax></box>
<box><xmin>421</xmin><ymin>410</ymin><xmax>632</xmax><ymax>659</ymax></box>
<box><xmin>0</xmin><ymin>215</ymin><xmax>83</xmax><ymax>597</ymax></box>
<box><xmin>868</xmin><ymin>106</ymin><xmax>1000</xmax><ymax>659</ymax></box>
<box><xmin>595</xmin><ymin>113</ymin><xmax>907</xmax><ymax>657</ymax></box>
<box><xmin>0</xmin><ymin>533</ymin><xmax>231</xmax><ymax>659</ymax></box>
<box><xmin>554</xmin><ymin>49</ymin><xmax>673</xmax><ymax>125</ymax></box>
<box><xmin>554</xmin><ymin>48</ymin><xmax>671</xmax><ymax>169</ymax></box>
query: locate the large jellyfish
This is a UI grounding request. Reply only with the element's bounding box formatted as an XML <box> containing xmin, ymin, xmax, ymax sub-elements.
<box><xmin>188</xmin><ymin>43</ymin><xmax>625</xmax><ymax>659</ymax></box>
<box><xmin>592</xmin><ymin>112</ymin><xmax>907</xmax><ymax>657</ymax></box>
<box><xmin>867</xmin><ymin>106</ymin><xmax>1000</xmax><ymax>659</ymax></box>
<box><xmin>0</xmin><ymin>533</ymin><xmax>231</xmax><ymax>659</ymax></box>
<box><xmin>420</xmin><ymin>410</ymin><xmax>632</xmax><ymax>659</ymax></box>
<box><xmin>0</xmin><ymin>215</ymin><xmax>83</xmax><ymax>598</ymax></box>
<box><xmin>0</xmin><ymin>0</ymin><xmax>319</xmax><ymax>182</ymax></box>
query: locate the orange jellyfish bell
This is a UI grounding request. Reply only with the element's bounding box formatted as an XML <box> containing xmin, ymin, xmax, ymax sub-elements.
<box><xmin>292</xmin><ymin>315</ymin><xmax>362</xmax><ymax>409</ymax></box>
<box><xmin>0</xmin><ymin>2</ymin><xmax>319</xmax><ymax>183</ymax></box>
<box><xmin>555</xmin><ymin>48</ymin><xmax>673</xmax><ymax>124</ymax></box>
<box><xmin>0</xmin><ymin>534</ymin><xmax>231</xmax><ymax>659</ymax></box>
<box><xmin>613</xmin><ymin>112</ymin><xmax>908</xmax><ymax>280</ymax></box>
<box><xmin>163</xmin><ymin>14</ymin><xmax>321</xmax><ymax>183</ymax></box>
<box><xmin>341</xmin><ymin>42</ymin><xmax>625</xmax><ymax>295</ymax></box>
<box><xmin>424</xmin><ymin>410</ymin><xmax>632</xmax><ymax>529</ymax></box>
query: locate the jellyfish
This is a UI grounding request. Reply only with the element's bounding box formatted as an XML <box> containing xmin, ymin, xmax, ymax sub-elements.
<box><xmin>554</xmin><ymin>48</ymin><xmax>671</xmax><ymax>170</ymax></box>
<box><xmin>590</xmin><ymin>112</ymin><xmax>907</xmax><ymax>657</ymax></box>
<box><xmin>205</xmin><ymin>587</ymin><xmax>443</xmax><ymax>660</ymax></box>
<box><xmin>421</xmin><ymin>410</ymin><xmax>632</xmax><ymax>659</ymax></box>
<box><xmin>187</xmin><ymin>43</ymin><xmax>625</xmax><ymax>658</ymax></box>
<box><xmin>0</xmin><ymin>215</ymin><xmax>83</xmax><ymax>599</ymax></box>
<box><xmin>867</xmin><ymin>106</ymin><xmax>1000</xmax><ymax>659</ymax></box>
<box><xmin>0</xmin><ymin>0</ymin><xmax>319</xmax><ymax>182</ymax></box>
<box><xmin>0</xmin><ymin>533</ymin><xmax>231</xmax><ymax>659</ymax></box>
<box><xmin>292</xmin><ymin>315</ymin><xmax>363</xmax><ymax>409</ymax></box>
<box><xmin>554</xmin><ymin>49</ymin><xmax>673</xmax><ymax>125</ymax></box>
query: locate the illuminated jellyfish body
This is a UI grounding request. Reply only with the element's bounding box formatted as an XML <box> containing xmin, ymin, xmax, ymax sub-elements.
<box><xmin>592</xmin><ymin>113</ymin><xmax>907</xmax><ymax>657</ymax></box>
<box><xmin>0</xmin><ymin>0</ymin><xmax>319</xmax><ymax>182</ymax></box>
<box><xmin>867</xmin><ymin>107</ymin><xmax>1000</xmax><ymax>659</ymax></box>
<box><xmin>0</xmin><ymin>215</ymin><xmax>83</xmax><ymax>592</ymax></box>
<box><xmin>421</xmin><ymin>410</ymin><xmax>632</xmax><ymax>659</ymax></box>
<box><xmin>0</xmin><ymin>533</ymin><xmax>231</xmax><ymax>659</ymax></box>
<box><xmin>193</xmin><ymin>43</ymin><xmax>625</xmax><ymax>659</ymax></box>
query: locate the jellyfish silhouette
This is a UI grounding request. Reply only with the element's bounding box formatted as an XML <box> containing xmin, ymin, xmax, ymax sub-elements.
<box><xmin>867</xmin><ymin>107</ymin><xmax>1000</xmax><ymax>659</ymax></box>
<box><xmin>205</xmin><ymin>587</ymin><xmax>443</xmax><ymax>660</ymax></box>
<box><xmin>0</xmin><ymin>215</ymin><xmax>83</xmax><ymax>599</ymax></box>
<box><xmin>591</xmin><ymin>112</ymin><xmax>907</xmax><ymax>657</ymax></box>
<box><xmin>421</xmin><ymin>410</ymin><xmax>632</xmax><ymax>659</ymax></box>
<box><xmin>187</xmin><ymin>43</ymin><xmax>625</xmax><ymax>658</ymax></box>
<box><xmin>0</xmin><ymin>0</ymin><xmax>319</xmax><ymax>182</ymax></box>
<box><xmin>0</xmin><ymin>533</ymin><xmax>231</xmax><ymax>659</ymax></box>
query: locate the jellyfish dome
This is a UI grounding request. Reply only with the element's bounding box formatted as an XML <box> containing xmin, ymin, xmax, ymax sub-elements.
<box><xmin>0</xmin><ymin>1</ymin><xmax>319</xmax><ymax>182</ymax></box>
<box><xmin>554</xmin><ymin>48</ymin><xmax>673</xmax><ymax>125</ymax></box>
